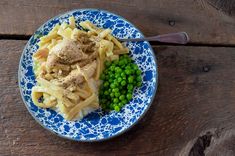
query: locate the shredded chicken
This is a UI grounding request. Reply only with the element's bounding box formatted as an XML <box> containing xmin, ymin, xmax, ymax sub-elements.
<box><xmin>46</xmin><ymin>53</ymin><xmax>70</xmax><ymax>72</ymax></box>
<box><xmin>77</xmin><ymin>33</ymin><xmax>90</xmax><ymax>45</ymax></box>
<box><xmin>77</xmin><ymin>51</ymin><xmax>98</xmax><ymax>67</ymax></box>
<box><xmin>44</xmin><ymin>36</ymin><xmax>98</xmax><ymax>91</ymax></box>
<box><xmin>46</xmin><ymin>39</ymin><xmax>88</xmax><ymax>72</ymax></box>
<box><xmin>59</xmin><ymin>60</ymin><xmax>97</xmax><ymax>88</ymax></box>
<box><xmin>54</xmin><ymin>39</ymin><xmax>88</xmax><ymax>63</ymax></box>
<box><xmin>80</xmin><ymin>41</ymin><xmax>96</xmax><ymax>53</ymax></box>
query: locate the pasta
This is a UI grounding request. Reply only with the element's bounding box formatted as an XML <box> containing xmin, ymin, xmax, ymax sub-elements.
<box><xmin>31</xmin><ymin>16</ymin><xmax>127</xmax><ymax>120</ymax></box>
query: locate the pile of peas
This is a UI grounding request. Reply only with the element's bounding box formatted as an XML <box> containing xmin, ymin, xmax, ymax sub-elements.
<box><xmin>99</xmin><ymin>54</ymin><xmax>142</xmax><ymax>112</ymax></box>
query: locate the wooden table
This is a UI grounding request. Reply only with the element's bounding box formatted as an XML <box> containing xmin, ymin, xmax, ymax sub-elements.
<box><xmin>1</xmin><ymin>0</ymin><xmax>235</xmax><ymax>155</ymax></box>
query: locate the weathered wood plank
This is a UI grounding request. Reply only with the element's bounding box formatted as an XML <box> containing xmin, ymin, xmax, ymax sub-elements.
<box><xmin>1</xmin><ymin>40</ymin><xmax>235</xmax><ymax>155</ymax></box>
<box><xmin>1</xmin><ymin>0</ymin><xmax>235</xmax><ymax>45</ymax></box>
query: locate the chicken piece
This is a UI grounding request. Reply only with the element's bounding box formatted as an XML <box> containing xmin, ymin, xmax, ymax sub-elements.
<box><xmin>46</xmin><ymin>53</ymin><xmax>59</xmax><ymax>69</ymax></box>
<box><xmin>80</xmin><ymin>41</ymin><xmax>96</xmax><ymax>53</ymax></box>
<box><xmin>46</xmin><ymin>52</ymin><xmax>70</xmax><ymax>73</ymax></box>
<box><xmin>59</xmin><ymin>60</ymin><xmax>97</xmax><ymax>88</ymax></box>
<box><xmin>78</xmin><ymin>51</ymin><xmax>98</xmax><ymax>67</ymax></box>
<box><xmin>70</xmin><ymin>51</ymin><xmax>97</xmax><ymax>69</ymax></box>
<box><xmin>60</xmin><ymin>69</ymin><xmax>84</xmax><ymax>87</ymax></box>
<box><xmin>46</xmin><ymin>39</ymin><xmax>88</xmax><ymax>72</ymax></box>
<box><xmin>77</xmin><ymin>33</ymin><xmax>90</xmax><ymax>44</ymax></box>
<box><xmin>52</xmin><ymin>39</ymin><xmax>88</xmax><ymax>64</ymax></box>
<box><xmin>81</xmin><ymin>60</ymin><xmax>97</xmax><ymax>78</ymax></box>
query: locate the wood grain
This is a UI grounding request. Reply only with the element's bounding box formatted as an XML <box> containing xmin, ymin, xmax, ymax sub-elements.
<box><xmin>207</xmin><ymin>0</ymin><xmax>235</xmax><ymax>15</ymax></box>
<box><xmin>1</xmin><ymin>40</ymin><xmax>235</xmax><ymax>155</ymax></box>
<box><xmin>1</xmin><ymin>0</ymin><xmax>235</xmax><ymax>45</ymax></box>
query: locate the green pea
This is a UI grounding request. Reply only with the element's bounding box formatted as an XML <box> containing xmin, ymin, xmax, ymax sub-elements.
<box><xmin>128</xmin><ymin>76</ymin><xmax>134</xmax><ymax>83</ymax></box>
<box><xmin>111</xmin><ymin>73</ymin><xmax>115</xmax><ymax>78</ymax></box>
<box><xmin>104</xmin><ymin>82</ymin><xmax>109</xmax><ymax>87</ymax></box>
<box><xmin>123</xmin><ymin>54</ymin><xmax>128</xmax><ymax>58</ymax></box>
<box><xmin>115</xmin><ymin>92</ymin><xmax>121</xmax><ymax>98</ymax></box>
<box><xmin>115</xmin><ymin>67</ymin><xmax>121</xmax><ymax>73</ymax></box>
<box><xmin>119</xmin><ymin>95</ymin><xmax>125</xmax><ymax>101</ymax></box>
<box><xmin>127</xmin><ymin>84</ymin><xmax>134</xmax><ymax>91</ymax></box>
<box><xmin>104</xmin><ymin>69</ymin><xmax>109</xmax><ymax>74</ymax></box>
<box><xmin>117</xmin><ymin>102</ymin><xmax>122</xmax><ymax>107</ymax></box>
<box><xmin>110</xmin><ymin>92</ymin><xmax>115</xmax><ymax>98</ymax></box>
<box><xmin>105</xmin><ymin>61</ymin><xmax>111</xmax><ymax>67</ymax></box>
<box><xmin>110</xmin><ymin>65</ymin><xmax>115</xmax><ymax>71</ymax></box>
<box><xmin>110</xmin><ymin>83</ymin><xmax>116</xmax><ymax>89</ymax></box>
<box><xmin>118</xmin><ymin>60</ymin><xmax>125</xmax><ymax>66</ymax></box>
<box><xmin>117</xmin><ymin>77</ymin><xmax>122</xmax><ymax>83</ymax></box>
<box><xmin>114</xmin><ymin>105</ymin><xmax>120</xmax><ymax>112</ymax></box>
<box><xmin>121</xmin><ymin>72</ymin><xmax>126</xmax><ymax>78</ymax></box>
<box><xmin>127</xmin><ymin>89</ymin><xmax>133</xmax><ymax>93</ymax></box>
<box><xmin>113</xmin><ymin>88</ymin><xmax>119</xmax><ymax>93</ymax></box>
<box><xmin>113</xmin><ymin>60</ymin><xmax>118</xmax><ymax>65</ymax></box>
<box><xmin>122</xmin><ymin>99</ymin><xmax>128</xmax><ymax>105</ymax></box>
<box><xmin>136</xmin><ymin>82</ymin><xmax>142</xmax><ymax>87</ymax></box>
<box><xmin>121</xmin><ymin>81</ymin><xmax>126</xmax><ymax>86</ymax></box>
<box><xmin>125</xmin><ymin>65</ymin><xmax>131</xmax><ymax>70</ymax></box>
<box><xmin>136</xmin><ymin>75</ymin><xmax>142</xmax><ymax>82</ymax></box>
<box><xmin>104</xmin><ymin>91</ymin><xmax>109</xmax><ymax>96</ymax></box>
<box><xmin>113</xmin><ymin>81</ymin><xmax>119</xmax><ymax>86</ymax></box>
<box><xmin>136</xmin><ymin>69</ymin><xmax>141</xmax><ymax>75</ymax></box>
<box><xmin>122</xmin><ymin>59</ymin><xmax>128</xmax><ymax>65</ymax></box>
<box><xmin>125</xmin><ymin>69</ymin><xmax>131</xmax><ymax>75</ymax></box>
<box><xmin>127</xmin><ymin>93</ymin><xmax>132</xmax><ymax>100</ymax></box>
<box><xmin>132</xmin><ymin>64</ymin><xmax>138</xmax><ymax>70</ymax></box>
<box><xmin>115</xmin><ymin>74</ymin><xmax>120</xmax><ymax>79</ymax></box>
<box><xmin>113</xmin><ymin>98</ymin><xmax>119</xmax><ymax>103</ymax></box>
<box><xmin>110</xmin><ymin>103</ymin><xmax>114</xmax><ymax>109</ymax></box>
<box><xmin>125</xmin><ymin>58</ymin><xmax>131</xmax><ymax>63</ymax></box>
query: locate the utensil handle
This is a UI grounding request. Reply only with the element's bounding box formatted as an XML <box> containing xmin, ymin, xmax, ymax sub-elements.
<box><xmin>153</xmin><ymin>32</ymin><xmax>190</xmax><ymax>44</ymax></box>
<box><xmin>120</xmin><ymin>32</ymin><xmax>190</xmax><ymax>44</ymax></box>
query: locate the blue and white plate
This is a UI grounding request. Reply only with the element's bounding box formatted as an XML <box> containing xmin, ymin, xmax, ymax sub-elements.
<box><xmin>18</xmin><ymin>9</ymin><xmax>158</xmax><ymax>141</ymax></box>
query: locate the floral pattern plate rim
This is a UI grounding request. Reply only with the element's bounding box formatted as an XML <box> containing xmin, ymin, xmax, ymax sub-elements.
<box><xmin>18</xmin><ymin>9</ymin><xmax>158</xmax><ymax>142</ymax></box>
